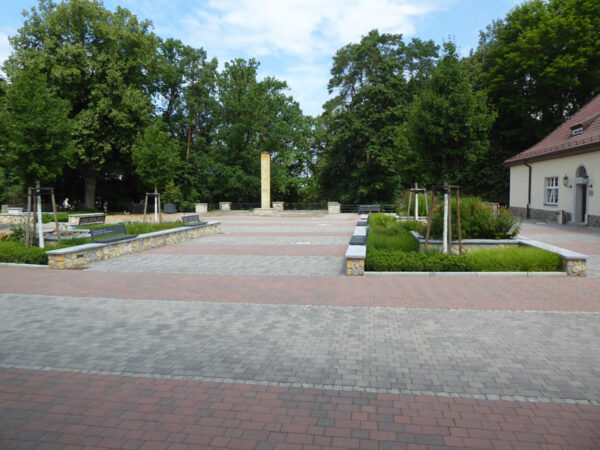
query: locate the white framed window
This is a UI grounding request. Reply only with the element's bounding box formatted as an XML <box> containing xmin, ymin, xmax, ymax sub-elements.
<box><xmin>545</xmin><ymin>176</ymin><xmax>559</xmax><ymax>205</ymax></box>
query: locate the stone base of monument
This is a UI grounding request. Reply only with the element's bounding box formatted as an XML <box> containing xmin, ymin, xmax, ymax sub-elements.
<box><xmin>253</xmin><ymin>208</ymin><xmax>276</xmax><ymax>215</ymax></box>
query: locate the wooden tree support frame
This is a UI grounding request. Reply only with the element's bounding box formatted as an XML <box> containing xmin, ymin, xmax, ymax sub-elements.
<box><xmin>25</xmin><ymin>186</ymin><xmax>61</xmax><ymax>248</ymax></box>
<box><xmin>143</xmin><ymin>192</ymin><xmax>162</xmax><ymax>224</ymax></box>
<box><xmin>407</xmin><ymin>184</ymin><xmax>428</xmax><ymax>219</ymax></box>
<box><xmin>424</xmin><ymin>185</ymin><xmax>462</xmax><ymax>254</ymax></box>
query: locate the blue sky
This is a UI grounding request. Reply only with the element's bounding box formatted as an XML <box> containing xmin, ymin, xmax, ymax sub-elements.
<box><xmin>0</xmin><ymin>0</ymin><xmax>521</xmax><ymax>116</ymax></box>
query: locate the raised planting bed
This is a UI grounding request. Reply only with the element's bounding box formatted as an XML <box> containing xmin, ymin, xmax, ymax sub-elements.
<box><xmin>46</xmin><ymin>222</ymin><xmax>221</xmax><ymax>269</ymax></box>
<box><xmin>345</xmin><ymin>216</ymin><xmax>587</xmax><ymax>276</ymax></box>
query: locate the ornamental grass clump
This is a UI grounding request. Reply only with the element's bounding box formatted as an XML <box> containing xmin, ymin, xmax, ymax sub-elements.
<box><xmin>429</xmin><ymin>196</ymin><xmax>519</xmax><ymax>240</ymax></box>
<box><xmin>367</xmin><ymin>214</ymin><xmax>420</xmax><ymax>252</ymax></box>
<box><xmin>464</xmin><ymin>247</ymin><xmax>562</xmax><ymax>272</ymax></box>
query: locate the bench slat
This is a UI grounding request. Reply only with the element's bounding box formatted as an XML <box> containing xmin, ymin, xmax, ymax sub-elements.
<box><xmin>349</xmin><ymin>235</ymin><xmax>367</xmax><ymax>245</ymax></box>
<box><xmin>181</xmin><ymin>215</ymin><xmax>206</xmax><ymax>227</ymax></box>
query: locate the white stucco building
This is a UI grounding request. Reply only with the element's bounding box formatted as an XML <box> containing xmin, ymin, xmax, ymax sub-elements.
<box><xmin>505</xmin><ymin>94</ymin><xmax>600</xmax><ymax>227</ymax></box>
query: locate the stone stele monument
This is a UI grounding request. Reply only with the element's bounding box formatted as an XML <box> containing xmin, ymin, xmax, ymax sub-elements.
<box><xmin>261</xmin><ymin>152</ymin><xmax>270</xmax><ymax>209</ymax></box>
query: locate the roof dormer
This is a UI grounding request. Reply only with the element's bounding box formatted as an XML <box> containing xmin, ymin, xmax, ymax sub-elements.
<box><xmin>570</xmin><ymin>124</ymin><xmax>583</xmax><ymax>137</ymax></box>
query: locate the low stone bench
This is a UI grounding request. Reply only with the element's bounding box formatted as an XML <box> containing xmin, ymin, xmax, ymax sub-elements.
<box><xmin>181</xmin><ymin>214</ymin><xmax>207</xmax><ymax>227</ymax></box>
<box><xmin>349</xmin><ymin>225</ymin><xmax>368</xmax><ymax>245</ymax></box>
<box><xmin>345</xmin><ymin>245</ymin><xmax>366</xmax><ymax>275</ymax></box>
<box><xmin>68</xmin><ymin>213</ymin><xmax>105</xmax><ymax>226</ymax></box>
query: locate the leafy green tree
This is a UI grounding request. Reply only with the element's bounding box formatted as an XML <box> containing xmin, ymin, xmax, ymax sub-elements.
<box><xmin>131</xmin><ymin>118</ymin><xmax>180</xmax><ymax>194</ymax></box>
<box><xmin>4</xmin><ymin>0</ymin><xmax>158</xmax><ymax>209</ymax></box>
<box><xmin>319</xmin><ymin>30</ymin><xmax>438</xmax><ymax>203</ymax></box>
<box><xmin>207</xmin><ymin>59</ymin><xmax>315</xmax><ymax>203</ymax></box>
<box><xmin>470</xmin><ymin>0</ymin><xmax>600</xmax><ymax>200</ymax></box>
<box><xmin>407</xmin><ymin>42</ymin><xmax>495</xmax><ymax>185</ymax></box>
<box><xmin>1</xmin><ymin>68</ymin><xmax>72</xmax><ymax>186</ymax></box>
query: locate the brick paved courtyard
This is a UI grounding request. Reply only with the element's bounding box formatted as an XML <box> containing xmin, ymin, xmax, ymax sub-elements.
<box><xmin>1</xmin><ymin>212</ymin><xmax>600</xmax><ymax>449</ymax></box>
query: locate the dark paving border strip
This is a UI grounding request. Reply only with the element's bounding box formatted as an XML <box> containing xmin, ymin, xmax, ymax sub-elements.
<box><xmin>1</xmin><ymin>364</ymin><xmax>597</xmax><ymax>406</ymax></box>
<box><xmin>2</xmin><ymin>267</ymin><xmax>600</xmax><ymax>311</ymax></box>
<box><xmin>1</xmin><ymin>368</ymin><xmax>599</xmax><ymax>450</ymax></box>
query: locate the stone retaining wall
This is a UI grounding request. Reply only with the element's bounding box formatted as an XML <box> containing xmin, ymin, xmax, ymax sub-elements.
<box><xmin>46</xmin><ymin>222</ymin><xmax>221</xmax><ymax>269</ymax></box>
<box><xmin>0</xmin><ymin>214</ymin><xmax>30</xmax><ymax>225</ymax></box>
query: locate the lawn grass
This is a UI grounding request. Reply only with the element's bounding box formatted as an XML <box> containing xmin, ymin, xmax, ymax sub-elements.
<box><xmin>81</xmin><ymin>221</ymin><xmax>182</xmax><ymax>234</ymax></box>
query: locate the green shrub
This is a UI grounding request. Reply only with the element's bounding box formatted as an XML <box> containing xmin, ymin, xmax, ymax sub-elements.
<box><xmin>396</xmin><ymin>192</ymin><xmax>431</xmax><ymax>217</ymax></box>
<box><xmin>0</xmin><ymin>241</ymin><xmax>48</xmax><ymax>264</ymax></box>
<box><xmin>365</xmin><ymin>246</ymin><xmax>562</xmax><ymax>272</ymax></box>
<box><xmin>125</xmin><ymin>222</ymin><xmax>182</xmax><ymax>234</ymax></box>
<box><xmin>465</xmin><ymin>247</ymin><xmax>562</xmax><ymax>272</ymax></box>
<box><xmin>429</xmin><ymin>196</ymin><xmax>519</xmax><ymax>240</ymax></box>
<box><xmin>398</xmin><ymin>220</ymin><xmax>427</xmax><ymax>233</ymax></box>
<box><xmin>42</xmin><ymin>212</ymin><xmax>69</xmax><ymax>223</ymax></box>
<box><xmin>83</xmin><ymin>222</ymin><xmax>182</xmax><ymax>234</ymax></box>
<box><xmin>6</xmin><ymin>224</ymin><xmax>27</xmax><ymax>243</ymax></box>
<box><xmin>366</xmin><ymin>248</ymin><xmax>472</xmax><ymax>272</ymax></box>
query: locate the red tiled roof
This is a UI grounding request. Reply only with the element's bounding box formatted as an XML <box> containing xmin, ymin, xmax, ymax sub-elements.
<box><xmin>505</xmin><ymin>94</ymin><xmax>600</xmax><ymax>165</ymax></box>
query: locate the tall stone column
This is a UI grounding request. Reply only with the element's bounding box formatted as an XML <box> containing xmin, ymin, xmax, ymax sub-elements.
<box><xmin>261</xmin><ymin>152</ymin><xmax>270</xmax><ymax>209</ymax></box>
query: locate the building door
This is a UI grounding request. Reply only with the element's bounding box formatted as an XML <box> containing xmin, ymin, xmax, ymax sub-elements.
<box><xmin>574</xmin><ymin>166</ymin><xmax>589</xmax><ymax>224</ymax></box>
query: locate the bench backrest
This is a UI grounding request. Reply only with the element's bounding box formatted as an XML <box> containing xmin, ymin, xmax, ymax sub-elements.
<box><xmin>181</xmin><ymin>214</ymin><xmax>200</xmax><ymax>224</ymax></box>
<box><xmin>90</xmin><ymin>224</ymin><xmax>127</xmax><ymax>240</ymax></box>
<box><xmin>358</xmin><ymin>205</ymin><xmax>381</xmax><ymax>213</ymax></box>
<box><xmin>164</xmin><ymin>203</ymin><xmax>177</xmax><ymax>213</ymax></box>
<box><xmin>79</xmin><ymin>215</ymin><xmax>105</xmax><ymax>225</ymax></box>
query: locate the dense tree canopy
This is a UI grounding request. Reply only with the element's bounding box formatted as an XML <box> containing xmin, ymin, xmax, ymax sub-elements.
<box><xmin>4</xmin><ymin>0</ymin><xmax>158</xmax><ymax>208</ymax></box>
<box><xmin>319</xmin><ymin>30</ymin><xmax>438</xmax><ymax>203</ymax></box>
<box><xmin>406</xmin><ymin>43</ymin><xmax>495</xmax><ymax>186</ymax></box>
<box><xmin>467</xmin><ymin>0</ymin><xmax>600</xmax><ymax>200</ymax></box>
<box><xmin>1</xmin><ymin>67</ymin><xmax>72</xmax><ymax>186</ymax></box>
<box><xmin>1</xmin><ymin>0</ymin><xmax>598</xmax><ymax>209</ymax></box>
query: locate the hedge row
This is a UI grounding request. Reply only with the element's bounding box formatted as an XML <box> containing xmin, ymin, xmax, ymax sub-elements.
<box><xmin>0</xmin><ymin>241</ymin><xmax>48</xmax><ymax>264</ymax></box>
<box><xmin>365</xmin><ymin>247</ymin><xmax>563</xmax><ymax>272</ymax></box>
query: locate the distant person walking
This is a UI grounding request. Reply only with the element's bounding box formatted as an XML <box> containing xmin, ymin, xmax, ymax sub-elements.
<box><xmin>62</xmin><ymin>198</ymin><xmax>70</xmax><ymax>211</ymax></box>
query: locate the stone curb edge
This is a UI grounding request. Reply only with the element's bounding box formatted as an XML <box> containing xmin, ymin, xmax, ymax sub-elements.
<box><xmin>0</xmin><ymin>363</ymin><xmax>596</xmax><ymax>406</ymax></box>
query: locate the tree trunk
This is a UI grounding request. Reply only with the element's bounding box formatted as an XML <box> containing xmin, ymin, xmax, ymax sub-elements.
<box><xmin>83</xmin><ymin>169</ymin><xmax>96</xmax><ymax>210</ymax></box>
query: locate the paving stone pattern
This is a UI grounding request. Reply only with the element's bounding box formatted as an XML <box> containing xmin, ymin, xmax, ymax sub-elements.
<box><xmin>86</xmin><ymin>254</ymin><xmax>346</xmax><ymax>276</ymax></box>
<box><xmin>2</xmin><ymin>214</ymin><xmax>600</xmax><ymax>449</ymax></box>
<box><xmin>3</xmin><ymin>368</ymin><xmax>599</xmax><ymax>450</ymax></box>
<box><xmin>2</xmin><ymin>294</ymin><xmax>599</xmax><ymax>403</ymax></box>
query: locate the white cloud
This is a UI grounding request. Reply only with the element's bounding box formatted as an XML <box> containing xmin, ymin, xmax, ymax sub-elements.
<box><xmin>272</xmin><ymin>63</ymin><xmax>332</xmax><ymax>115</ymax></box>
<box><xmin>181</xmin><ymin>0</ymin><xmax>450</xmax><ymax>63</ymax></box>
<box><xmin>173</xmin><ymin>0</ymin><xmax>451</xmax><ymax>115</ymax></box>
<box><xmin>0</xmin><ymin>31</ymin><xmax>12</xmax><ymax>76</ymax></box>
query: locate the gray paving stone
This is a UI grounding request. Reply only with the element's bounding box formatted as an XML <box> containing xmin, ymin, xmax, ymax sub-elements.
<box><xmin>1</xmin><ymin>294</ymin><xmax>599</xmax><ymax>402</ymax></box>
<box><xmin>86</xmin><ymin>254</ymin><xmax>346</xmax><ymax>276</ymax></box>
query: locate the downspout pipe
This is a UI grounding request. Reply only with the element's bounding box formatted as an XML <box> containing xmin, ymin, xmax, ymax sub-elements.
<box><xmin>524</xmin><ymin>161</ymin><xmax>532</xmax><ymax>219</ymax></box>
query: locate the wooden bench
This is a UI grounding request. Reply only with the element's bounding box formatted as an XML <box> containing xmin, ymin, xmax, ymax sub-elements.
<box><xmin>68</xmin><ymin>213</ymin><xmax>106</xmax><ymax>226</ymax></box>
<box><xmin>90</xmin><ymin>224</ymin><xmax>137</xmax><ymax>243</ymax></box>
<box><xmin>358</xmin><ymin>205</ymin><xmax>381</xmax><ymax>213</ymax></box>
<box><xmin>181</xmin><ymin>214</ymin><xmax>207</xmax><ymax>227</ymax></box>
